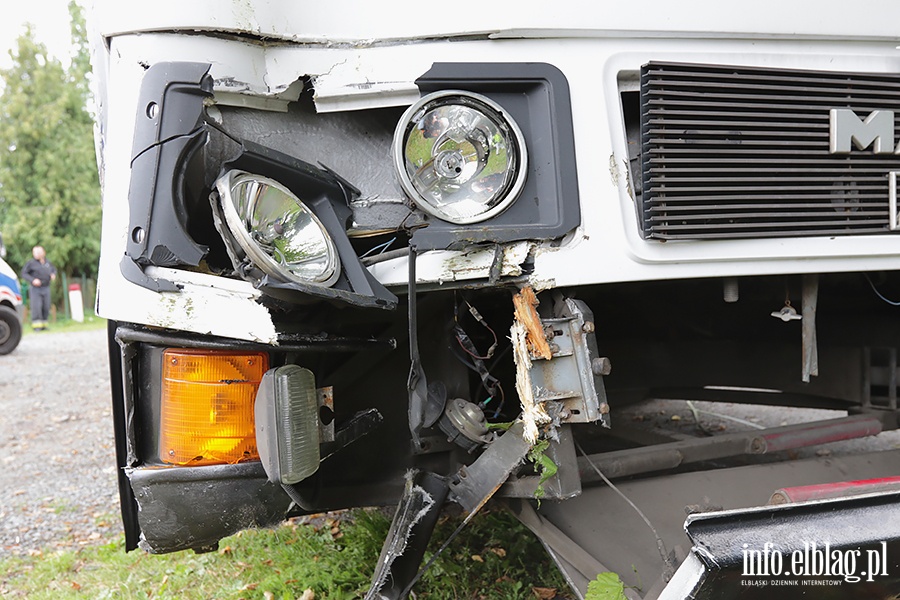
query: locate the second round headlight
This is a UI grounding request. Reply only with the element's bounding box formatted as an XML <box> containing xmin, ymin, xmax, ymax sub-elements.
<box><xmin>393</xmin><ymin>90</ymin><xmax>527</xmax><ymax>225</ymax></box>
<box><xmin>216</xmin><ymin>170</ymin><xmax>340</xmax><ymax>287</ymax></box>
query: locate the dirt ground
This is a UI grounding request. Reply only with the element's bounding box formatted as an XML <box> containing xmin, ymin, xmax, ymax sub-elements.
<box><xmin>0</xmin><ymin>327</ymin><xmax>119</xmax><ymax>557</ymax></box>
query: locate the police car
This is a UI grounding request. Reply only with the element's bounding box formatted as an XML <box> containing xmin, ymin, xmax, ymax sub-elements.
<box><xmin>0</xmin><ymin>255</ymin><xmax>23</xmax><ymax>354</ymax></box>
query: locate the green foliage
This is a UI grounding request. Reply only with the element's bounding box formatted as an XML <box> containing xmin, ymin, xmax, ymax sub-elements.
<box><xmin>527</xmin><ymin>439</ymin><xmax>559</xmax><ymax>499</ymax></box>
<box><xmin>586</xmin><ymin>572</ymin><xmax>627</xmax><ymax>600</ymax></box>
<box><xmin>0</xmin><ymin>2</ymin><xmax>101</xmax><ymax>280</ymax></box>
<box><xmin>0</xmin><ymin>507</ymin><xmax>571</xmax><ymax>599</ymax></box>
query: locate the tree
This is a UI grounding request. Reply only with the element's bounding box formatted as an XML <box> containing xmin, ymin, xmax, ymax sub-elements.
<box><xmin>0</xmin><ymin>1</ymin><xmax>101</xmax><ymax>284</ymax></box>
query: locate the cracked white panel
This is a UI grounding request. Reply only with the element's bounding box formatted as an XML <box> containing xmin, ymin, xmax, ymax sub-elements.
<box><xmin>93</xmin><ymin>37</ymin><xmax>277</xmax><ymax>344</ymax></box>
<box><xmin>368</xmin><ymin>241</ymin><xmax>533</xmax><ymax>287</ymax></box>
<box><xmin>309</xmin><ymin>56</ymin><xmax>420</xmax><ymax>113</ymax></box>
<box><xmin>95</xmin><ymin>25</ymin><xmax>900</xmax><ymax>307</ymax></box>
<box><xmin>144</xmin><ymin>268</ymin><xmax>277</xmax><ymax>344</ymax></box>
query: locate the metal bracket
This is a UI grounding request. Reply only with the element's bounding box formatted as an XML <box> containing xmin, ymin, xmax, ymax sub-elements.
<box><xmin>531</xmin><ymin>297</ymin><xmax>611</xmax><ymax>426</ymax></box>
<box><xmin>448</xmin><ymin>421</ymin><xmax>532</xmax><ymax>518</ymax></box>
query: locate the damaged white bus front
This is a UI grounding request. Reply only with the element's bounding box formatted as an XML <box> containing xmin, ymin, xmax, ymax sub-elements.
<box><xmin>92</xmin><ymin>2</ymin><xmax>900</xmax><ymax>598</ymax></box>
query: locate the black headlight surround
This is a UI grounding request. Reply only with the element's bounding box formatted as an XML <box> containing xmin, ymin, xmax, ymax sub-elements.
<box><xmin>405</xmin><ymin>62</ymin><xmax>580</xmax><ymax>251</ymax></box>
<box><xmin>122</xmin><ymin>62</ymin><xmax>396</xmax><ymax>310</ymax></box>
<box><xmin>212</xmin><ymin>139</ymin><xmax>397</xmax><ymax>310</ymax></box>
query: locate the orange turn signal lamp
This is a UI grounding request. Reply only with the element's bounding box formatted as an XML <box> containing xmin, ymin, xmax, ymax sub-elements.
<box><xmin>159</xmin><ymin>349</ymin><xmax>269</xmax><ymax>466</ymax></box>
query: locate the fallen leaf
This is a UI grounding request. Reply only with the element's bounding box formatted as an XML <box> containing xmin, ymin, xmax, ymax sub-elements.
<box><xmin>70</xmin><ymin>582</ymin><xmax>82</xmax><ymax>590</ymax></box>
<box><xmin>471</xmin><ymin>555</ymin><xmax>484</xmax><ymax>563</ymax></box>
<box><xmin>586</xmin><ymin>572</ymin><xmax>626</xmax><ymax>600</ymax></box>
<box><xmin>670</xmin><ymin>415</ymin><xmax>681</xmax><ymax>421</ymax></box>
<box><xmin>532</xmin><ymin>587</ymin><xmax>556</xmax><ymax>599</ymax></box>
<box><xmin>489</xmin><ymin>547</ymin><xmax>507</xmax><ymax>558</ymax></box>
<box><xmin>299</xmin><ymin>589</ymin><xmax>315</xmax><ymax>600</ymax></box>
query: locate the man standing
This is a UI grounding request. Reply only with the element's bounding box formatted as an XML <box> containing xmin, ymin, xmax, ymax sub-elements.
<box><xmin>21</xmin><ymin>246</ymin><xmax>56</xmax><ymax>331</ymax></box>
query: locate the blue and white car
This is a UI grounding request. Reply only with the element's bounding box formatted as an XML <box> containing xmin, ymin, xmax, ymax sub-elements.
<box><xmin>0</xmin><ymin>256</ymin><xmax>23</xmax><ymax>354</ymax></box>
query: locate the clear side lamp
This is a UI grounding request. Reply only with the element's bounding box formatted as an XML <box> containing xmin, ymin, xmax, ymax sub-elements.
<box><xmin>255</xmin><ymin>365</ymin><xmax>321</xmax><ymax>485</ymax></box>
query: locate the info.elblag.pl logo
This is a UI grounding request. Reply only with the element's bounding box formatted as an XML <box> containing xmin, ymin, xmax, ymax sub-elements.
<box><xmin>742</xmin><ymin>541</ymin><xmax>889</xmax><ymax>586</ymax></box>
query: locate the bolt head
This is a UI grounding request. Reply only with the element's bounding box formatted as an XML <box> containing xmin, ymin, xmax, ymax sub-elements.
<box><xmin>591</xmin><ymin>357</ymin><xmax>612</xmax><ymax>376</ymax></box>
<box><xmin>582</xmin><ymin>321</ymin><xmax>595</xmax><ymax>334</ymax></box>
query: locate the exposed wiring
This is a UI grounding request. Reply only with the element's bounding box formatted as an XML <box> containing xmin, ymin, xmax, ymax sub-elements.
<box><xmin>575</xmin><ymin>440</ymin><xmax>676</xmax><ymax>580</ymax></box>
<box><xmin>865</xmin><ymin>273</ymin><xmax>900</xmax><ymax>306</ymax></box>
<box><xmin>359</xmin><ymin>236</ymin><xmax>397</xmax><ymax>259</ymax></box>
<box><xmin>448</xmin><ymin>294</ymin><xmax>507</xmax><ymax>417</ymax></box>
<box><xmin>448</xmin><ymin>337</ymin><xmax>506</xmax><ymax>417</ymax></box>
<box><xmin>454</xmin><ymin>299</ymin><xmax>498</xmax><ymax>360</ymax></box>
<box><xmin>361</xmin><ymin>247</ymin><xmax>407</xmax><ymax>266</ymax></box>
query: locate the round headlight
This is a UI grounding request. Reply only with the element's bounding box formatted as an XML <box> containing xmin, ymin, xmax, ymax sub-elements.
<box><xmin>392</xmin><ymin>90</ymin><xmax>527</xmax><ymax>225</ymax></box>
<box><xmin>216</xmin><ymin>170</ymin><xmax>340</xmax><ymax>287</ymax></box>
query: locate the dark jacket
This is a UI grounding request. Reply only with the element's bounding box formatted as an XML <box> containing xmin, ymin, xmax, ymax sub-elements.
<box><xmin>21</xmin><ymin>258</ymin><xmax>56</xmax><ymax>288</ymax></box>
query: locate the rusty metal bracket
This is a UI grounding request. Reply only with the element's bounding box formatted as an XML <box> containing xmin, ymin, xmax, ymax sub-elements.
<box><xmin>449</xmin><ymin>421</ymin><xmax>532</xmax><ymax>518</ymax></box>
<box><xmin>535</xmin><ymin>296</ymin><xmax>611</xmax><ymax>426</ymax></box>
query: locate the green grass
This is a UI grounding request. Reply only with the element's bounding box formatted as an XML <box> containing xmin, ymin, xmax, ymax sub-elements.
<box><xmin>21</xmin><ymin>313</ymin><xmax>106</xmax><ymax>336</ymax></box>
<box><xmin>0</xmin><ymin>507</ymin><xmax>570</xmax><ymax>599</ymax></box>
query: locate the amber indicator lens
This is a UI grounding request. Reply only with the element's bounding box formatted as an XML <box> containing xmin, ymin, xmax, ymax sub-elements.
<box><xmin>160</xmin><ymin>349</ymin><xmax>269</xmax><ymax>466</ymax></box>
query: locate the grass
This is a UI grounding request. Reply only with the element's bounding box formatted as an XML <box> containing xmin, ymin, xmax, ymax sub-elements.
<box><xmin>21</xmin><ymin>313</ymin><xmax>106</xmax><ymax>336</ymax></box>
<box><xmin>0</xmin><ymin>506</ymin><xmax>570</xmax><ymax>599</ymax></box>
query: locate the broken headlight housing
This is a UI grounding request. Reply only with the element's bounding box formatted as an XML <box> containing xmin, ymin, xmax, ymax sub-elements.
<box><xmin>393</xmin><ymin>90</ymin><xmax>527</xmax><ymax>225</ymax></box>
<box><xmin>216</xmin><ymin>170</ymin><xmax>340</xmax><ymax>287</ymax></box>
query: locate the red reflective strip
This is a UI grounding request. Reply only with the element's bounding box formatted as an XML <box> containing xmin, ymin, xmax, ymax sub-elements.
<box><xmin>772</xmin><ymin>476</ymin><xmax>900</xmax><ymax>504</ymax></box>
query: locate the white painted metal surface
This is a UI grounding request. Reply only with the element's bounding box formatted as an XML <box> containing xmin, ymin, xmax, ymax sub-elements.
<box><xmin>90</xmin><ymin>1</ymin><xmax>900</xmax><ymax>338</ymax></box>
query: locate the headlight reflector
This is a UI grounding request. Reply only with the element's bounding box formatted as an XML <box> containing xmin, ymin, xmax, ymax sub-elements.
<box><xmin>393</xmin><ymin>91</ymin><xmax>527</xmax><ymax>224</ymax></box>
<box><xmin>216</xmin><ymin>170</ymin><xmax>340</xmax><ymax>286</ymax></box>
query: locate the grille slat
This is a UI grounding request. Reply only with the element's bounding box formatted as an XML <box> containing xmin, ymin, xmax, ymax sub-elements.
<box><xmin>647</xmin><ymin>202</ymin><xmax>884</xmax><ymax>210</ymax></box>
<box><xmin>640</xmin><ymin>62</ymin><xmax>900</xmax><ymax>239</ymax></box>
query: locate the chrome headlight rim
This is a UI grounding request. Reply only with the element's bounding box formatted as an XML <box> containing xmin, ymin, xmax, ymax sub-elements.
<box><xmin>392</xmin><ymin>90</ymin><xmax>528</xmax><ymax>225</ymax></box>
<box><xmin>216</xmin><ymin>169</ymin><xmax>341</xmax><ymax>288</ymax></box>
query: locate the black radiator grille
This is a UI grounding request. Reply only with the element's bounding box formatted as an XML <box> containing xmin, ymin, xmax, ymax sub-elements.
<box><xmin>639</xmin><ymin>62</ymin><xmax>900</xmax><ymax>240</ymax></box>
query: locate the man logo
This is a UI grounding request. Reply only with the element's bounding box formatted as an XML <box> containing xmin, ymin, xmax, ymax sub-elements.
<box><xmin>829</xmin><ymin>109</ymin><xmax>897</xmax><ymax>154</ymax></box>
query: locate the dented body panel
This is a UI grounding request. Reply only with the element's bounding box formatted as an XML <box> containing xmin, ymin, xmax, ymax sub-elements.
<box><xmin>94</xmin><ymin>27</ymin><xmax>900</xmax><ymax>344</ymax></box>
<box><xmin>91</xmin><ymin>2</ymin><xmax>900</xmax><ymax>598</ymax></box>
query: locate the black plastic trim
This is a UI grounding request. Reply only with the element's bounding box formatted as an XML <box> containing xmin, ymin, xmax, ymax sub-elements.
<box><xmin>128</xmin><ymin>462</ymin><xmax>406</xmax><ymax>553</ymax></box>
<box><xmin>107</xmin><ymin>320</ymin><xmax>141</xmax><ymax>551</ymax></box>
<box><xmin>125</xmin><ymin>62</ymin><xmax>212</xmax><ymax>270</ymax></box>
<box><xmin>410</xmin><ymin>62</ymin><xmax>580</xmax><ymax>251</ymax></box>
<box><xmin>122</xmin><ymin>61</ymin><xmax>397</xmax><ymax>311</ymax></box>
<box><xmin>129</xmin><ymin>462</ymin><xmax>291</xmax><ymax>553</ymax></box>
<box><xmin>115</xmin><ymin>323</ymin><xmax>396</xmax><ymax>353</ymax></box>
